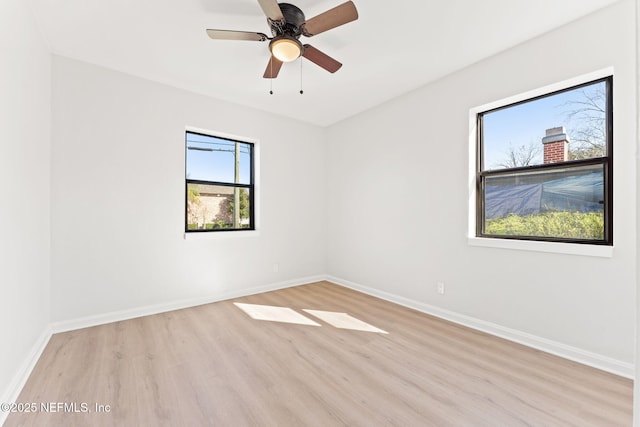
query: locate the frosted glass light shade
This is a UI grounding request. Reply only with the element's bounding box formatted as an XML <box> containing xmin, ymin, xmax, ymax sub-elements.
<box><xmin>270</xmin><ymin>37</ymin><xmax>302</xmax><ymax>62</ymax></box>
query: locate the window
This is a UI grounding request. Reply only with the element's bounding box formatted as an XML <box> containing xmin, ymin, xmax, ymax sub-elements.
<box><xmin>476</xmin><ymin>76</ymin><xmax>612</xmax><ymax>245</ymax></box>
<box><xmin>185</xmin><ymin>130</ymin><xmax>254</xmax><ymax>232</ymax></box>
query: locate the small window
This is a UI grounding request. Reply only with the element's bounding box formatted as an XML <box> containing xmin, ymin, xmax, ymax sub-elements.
<box><xmin>185</xmin><ymin>131</ymin><xmax>254</xmax><ymax>232</ymax></box>
<box><xmin>476</xmin><ymin>77</ymin><xmax>612</xmax><ymax>245</ymax></box>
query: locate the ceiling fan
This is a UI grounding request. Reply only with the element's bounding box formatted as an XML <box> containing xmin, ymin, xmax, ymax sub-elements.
<box><xmin>206</xmin><ymin>0</ymin><xmax>358</xmax><ymax>79</ymax></box>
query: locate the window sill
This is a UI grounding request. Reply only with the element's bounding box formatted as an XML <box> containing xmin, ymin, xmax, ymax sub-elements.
<box><xmin>184</xmin><ymin>230</ymin><xmax>260</xmax><ymax>240</ymax></box>
<box><xmin>467</xmin><ymin>237</ymin><xmax>613</xmax><ymax>258</ymax></box>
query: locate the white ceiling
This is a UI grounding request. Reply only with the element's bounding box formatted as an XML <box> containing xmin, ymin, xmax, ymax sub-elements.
<box><xmin>29</xmin><ymin>0</ymin><xmax>621</xmax><ymax>127</ymax></box>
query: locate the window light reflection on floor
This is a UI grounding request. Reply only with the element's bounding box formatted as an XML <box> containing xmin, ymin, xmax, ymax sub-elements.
<box><xmin>234</xmin><ymin>303</ymin><xmax>321</xmax><ymax>326</ymax></box>
<box><xmin>303</xmin><ymin>309</ymin><xmax>388</xmax><ymax>334</ymax></box>
<box><xmin>233</xmin><ymin>303</ymin><xmax>388</xmax><ymax>334</ymax></box>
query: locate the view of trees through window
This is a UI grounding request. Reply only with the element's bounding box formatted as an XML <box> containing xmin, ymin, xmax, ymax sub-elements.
<box><xmin>478</xmin><ymin>77</ymin><xmax>611</xmax><ymax>243</ymax></box>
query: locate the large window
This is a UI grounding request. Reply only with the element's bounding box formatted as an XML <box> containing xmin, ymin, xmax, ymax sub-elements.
<box><xmin>476</xmin><ymin>77</ymin><xmax>612</xmax><ymax>245</ymax></box>
<box><xmin>185</xmin><ymin>130</ymin><xmax>254</xmax><ymax>232</ymax></box>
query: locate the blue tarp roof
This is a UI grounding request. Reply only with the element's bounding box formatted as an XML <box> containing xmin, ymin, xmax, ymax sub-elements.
<box><xmin>486</xmin><ymin>172</ymin><xmax>603</xmax><ymax>219</ymax></box>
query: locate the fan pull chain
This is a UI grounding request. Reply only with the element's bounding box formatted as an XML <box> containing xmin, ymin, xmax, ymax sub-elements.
<box><xmin>269</xmin><ymin>60</ymin><xmax>274</xmax><ymax>95</ymax></box>
<box><xmin>299</xmin><ymin>57</ymin><xmax>304</xmax><ymax>95</ymax></box>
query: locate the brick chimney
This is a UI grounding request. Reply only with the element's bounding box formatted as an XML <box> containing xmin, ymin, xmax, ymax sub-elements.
<box><xmin>542</xmin><ymin>127</ymin><xmax>569</xmax><ymax>164</ymax></box>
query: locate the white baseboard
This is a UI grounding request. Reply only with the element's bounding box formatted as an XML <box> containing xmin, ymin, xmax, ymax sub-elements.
<box><xmin>327</xmin><ymin>275</ymin><xmax>634</xmax><ymax>379</ymax></box>
<box><xmin>0</xmin><ymin>327</ymin><xmax>52</xmax><ymax>427</ymax></box>
<box><xmin>51</xmin><ymin>275</ymin><xmax>326</xmax><ymax>333</ymax></box>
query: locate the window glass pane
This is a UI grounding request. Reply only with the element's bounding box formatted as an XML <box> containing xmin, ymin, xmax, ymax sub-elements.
<box><xmin>238</xmin><ymin>143</ymin><xmax>252</xmax><ymax>185</ymax></box>
<box><xmin>187</xmin><ymin>183</ymin><xmax>251</xmax><ymax>230</ymax></box>
<box><xmin>186</xmin><ymin>133</ymin><xmax>251</xmax><ymax>185</ymax></box>
<box><xmin>483</xmin><ymin>164</ymin><xmax>605</xmax><ymax>240</ymax></box>
<box><xmin>482</xmin><ymin>80</ymin><xmax>607</xmax><ymax>171</ymax></box>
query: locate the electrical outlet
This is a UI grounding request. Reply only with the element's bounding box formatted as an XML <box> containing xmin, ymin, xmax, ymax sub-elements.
<box><xmin>437</xmin><ymin>282</ymin><xmax>445</xmax><ymax>295</ymax></box>
<box><xmin>273</xmin><ymin>263</ymin><xmax>279</xmax><ymax>273</ymax></box>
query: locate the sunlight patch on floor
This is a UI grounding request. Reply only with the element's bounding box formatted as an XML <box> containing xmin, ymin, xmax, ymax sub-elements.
<box><xmin>303</xmin><ymin>310</ymin><xmax>388</xmax><ymax>334</ymax></box>
<box><xmin>234</xmin><ymin>303</ymin><xmax>321</xmax><ymax>326</ymax></box>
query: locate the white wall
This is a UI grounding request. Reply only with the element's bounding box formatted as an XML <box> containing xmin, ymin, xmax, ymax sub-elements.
<box><xmin>0</xmin><ymin>0</ymin><xmax>51</xmax><ymax>406</ymax></box>
<box><xmin>634</xmin><ymin>0</ymin><xmax>639</xmax><ymax>422</ymax></box>
<box><xmin>327</xmin><ymin>0</ymin><xmax>636</xmax><ymax>370</ymax></box>
<box><xmin>50</xmin><ymin>57</ymin><xmax>326</xmax><ymax>323</ymax></box>
<box><xmin>2</xmin><ymin>0</ymin><xmax>635</xmax><ymax>416</ymax></box>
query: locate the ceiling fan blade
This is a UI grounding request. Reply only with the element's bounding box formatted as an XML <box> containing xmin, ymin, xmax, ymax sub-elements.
<box><xmin>302</xmin><ymin>45</ymin><xmax>342</xmax><ymax>73</ymax></box>
<box><xmin>303</xmin><ymin>1</ymin><xmax>358</xmax><ymax>37</ymax></box>
<box><xmin>263</xmin><ymin>56</ymin><xmax>284</xmax><ymax>79</ymax></box>
<box><xmin>207</xmin><ymin>29</ymin><xmax>269</xmax><ymax>42</ymax></box>
<box><xmin>257</xmin><ymin>0</ymin><xmax>284</xmax><ymax>21</ymax></box>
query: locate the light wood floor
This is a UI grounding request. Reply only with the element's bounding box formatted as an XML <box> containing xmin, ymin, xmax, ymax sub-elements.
<box><xmin>5</xmin><ymin>281</ymin><xmax>633</xmax><ymax>426</ymax></box>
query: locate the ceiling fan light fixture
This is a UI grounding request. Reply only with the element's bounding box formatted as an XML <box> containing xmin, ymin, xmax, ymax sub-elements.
<box><xmin>269</xmin><ymin>36</ymin><xmax>302</xmax><ymax>62</ymax></box>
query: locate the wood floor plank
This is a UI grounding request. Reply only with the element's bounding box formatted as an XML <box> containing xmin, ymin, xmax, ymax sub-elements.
<box><xmin>5</xmin><ymin>281</ymin><xmax>632</xmax><ymax>426</ymax></box>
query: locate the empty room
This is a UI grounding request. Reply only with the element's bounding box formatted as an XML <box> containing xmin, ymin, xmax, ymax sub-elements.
<box><xmin>2</xmin><ymin>0</ymin><xmax>639</xmax><ymax>425</ymax></box>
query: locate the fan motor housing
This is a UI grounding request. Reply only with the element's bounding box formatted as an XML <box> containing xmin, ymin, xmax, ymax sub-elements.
<box><xmin>271</xmin><ymin>3</ymin><xmax>306</xmax><ymax>37</ymax></box>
